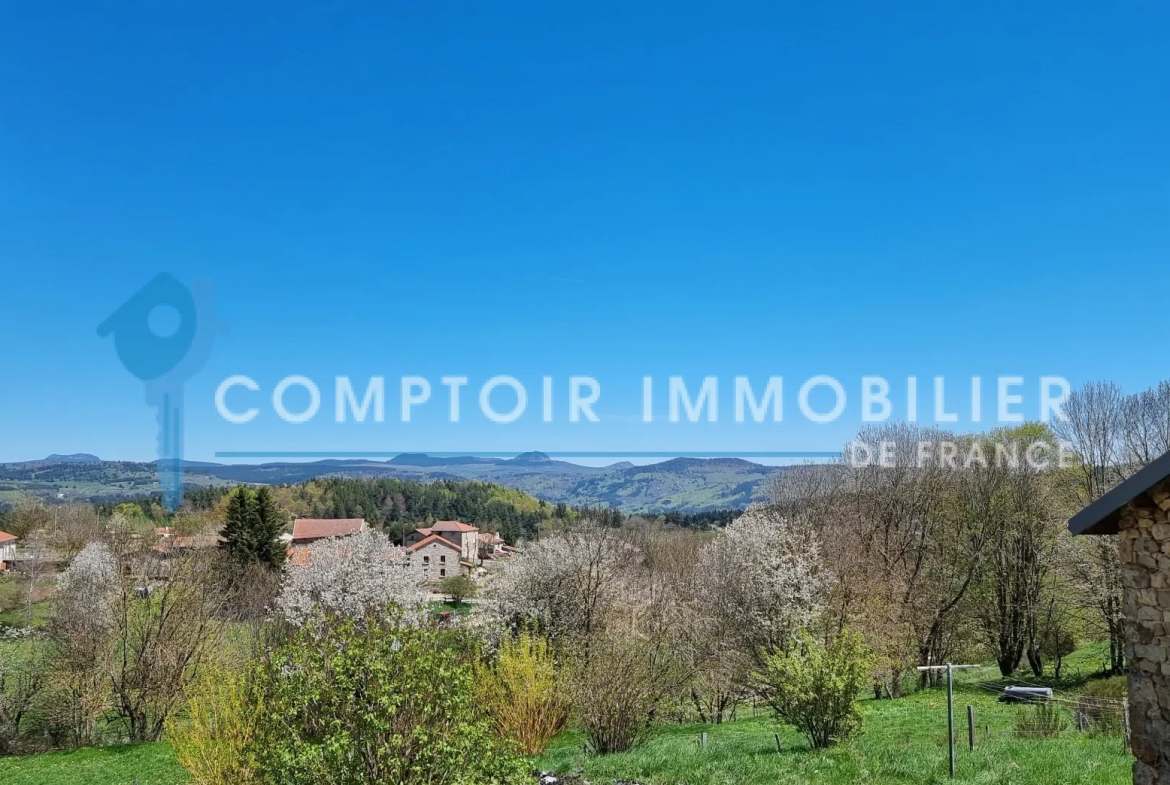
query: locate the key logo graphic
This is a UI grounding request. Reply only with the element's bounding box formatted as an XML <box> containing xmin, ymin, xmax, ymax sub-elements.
<box><xmin>99</xmin><ymin>274</ymin><xmax>224</xmax><ymax>510</ymax></box>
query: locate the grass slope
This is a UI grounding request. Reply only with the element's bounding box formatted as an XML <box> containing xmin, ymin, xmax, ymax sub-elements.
<box><xmin>536</xmin><ymin>681</ymin><xmax>1132</xmax><ymax>785</ymax></box>
<box><xmin>0</xmin><ymin>646</ymin><xmax>1131</xmax><ymax>785</ymax></box>
<box><xmin>0</xmin><ymin>743</ymin><xmax>187</xmax><ymax>785</ymax></box>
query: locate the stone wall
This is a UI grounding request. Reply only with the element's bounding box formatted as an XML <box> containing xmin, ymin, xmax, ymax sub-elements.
<box><xmin>1118</xmin><ymin>478</ymin><xmax>1170</xmax><ymax>785</ymax></box>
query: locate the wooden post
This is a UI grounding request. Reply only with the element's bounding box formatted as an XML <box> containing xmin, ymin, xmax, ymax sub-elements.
<box><xmin>1122</xmin><ymin>698</ymin><xmax>1130</xmax><ymax>753</ymax></box>
<box><xmin>774</xmin><ymin>733</ymin><xmax>782</xmax><ymax>754</ymax></box>
<box><xmin>967</xmin><ymin>706</ymin><xmax>975</xmax><ymax>751</ymax></box>
<box><xmin>701</xmin><ymin>731</ymin><xmax>708</xmax><ymax>748</ymax></box>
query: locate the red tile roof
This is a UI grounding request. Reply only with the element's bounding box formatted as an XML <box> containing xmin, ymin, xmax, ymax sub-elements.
<box><xmin>286</xmin><ymin>545</ymin><xmax>312</xmax><ymax>566</ymax></box>
<box><xmin>408</xmin><ymin>534</ymin><xmax>461</xmax><ymax>552</ymax></box>
<box><xmin>291</xmin><ymin>518</ymin><xmax>366</xmax><ymax>542</ymax></box>
<box><xmin>430</xmin><ymin>520</ymin><xmax>478</xmax><ymax>533</ymax></box>
<box><xmin>0</xmin><ymin>531</ymin><xmax>15</xmax><ymax>544</ymax></box>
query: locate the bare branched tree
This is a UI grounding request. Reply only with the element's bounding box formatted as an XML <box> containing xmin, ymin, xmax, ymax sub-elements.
<box><xmin>1052</xmin><ymin>381</ymin><xmax>1128</xmax><ymax>673</ymax></box>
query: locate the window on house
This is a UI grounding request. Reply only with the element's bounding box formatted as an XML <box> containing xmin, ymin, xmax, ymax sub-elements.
<box><xmin>440</xmin><ymin>555</ymin><xmax>446</xmax><ymax>563</ymax></box>
<box><xmin>423</xmin><ymin>556</ymin><xmax>430</xmax><ymax>564</ymax></box>
<box><xmin>439</xmin><ymin>568</ymin><xmax>446</xmax><ymax>577</ymax></box>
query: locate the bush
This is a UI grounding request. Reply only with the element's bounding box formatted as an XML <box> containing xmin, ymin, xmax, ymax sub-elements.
<box><xmin>572</xmin><ymin>634</ymin><xmax>681</xmax><ymax>755</ymax></box>
<box><xmin>756</xmin><ymin>630</ymin><xmax>872</xmax><ymax>749</ymax></box>
<box><xmin>1073</xmin><ymin>677</ymin><xmax>1127</xmax><ymax>736</ymax></box>
<box><xmin>252</xmin><ymin>608</ymin><xmax>527</xmax><ymax>785</ymax></box>
<box><xmin>1081</xmin><ymin>675</ymin><xmax>1127</xmax><ymax>699</ymax></box>
<box><xmin>440</xmin><ymin>574</ymin><xmax>477</xmax><ymax>605</ymax></box>
<box><xmin>474</xmin><ymin>630</ymin><xmax>569</xmax><ymax>755</ymax></box>
<box><xmin>0</xmin><ymin>641</ymin><xmax>48</xmax><ymax>754</ymax></box>
<box><xmin>1015</xmin><ymin>702</ymin><xmax>1068</xmax><ymax>738</ymax></box>
<box><xmin>165</xmin><ymin>665</ymin><xmax>260</xmax><ymax>785</ymax></box>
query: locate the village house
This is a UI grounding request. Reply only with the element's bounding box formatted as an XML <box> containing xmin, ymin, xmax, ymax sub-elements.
<box><xmin>287</xmin><ymin>517</ymin><xmax>368</xmax><ymax>565</ymax></box>
<box><xmin>0</xmin><ymin>530</ymin><xmax>16</xmax><ymax>571</ymax></box>
<box><xmin>1068</xmin><ymin>452</ymin><xmax>1170</xmax><ymax>785</ymax></box>
<box><xmin>477</xmin><ymin>531</ymin><xmax>506</xmax><ymax>559</ymax></box>
<box><xmin>291</xmin><ymin>517</ymin><xmax>367</xmax><ymax>546</ymax></box>
<box><xmin>405</xmin><ymin>534</ymin><xmax>475</xmax><ymax>582</ymax></box>
<box><xmin>153</xmin><ymin>526</ymin><xmax>221</xmax><ymax>555</ymax></box>
<box><xmin>403</xmin><ymin>520</ymin><xmax>479</xmax><ymax>561</ymax></box>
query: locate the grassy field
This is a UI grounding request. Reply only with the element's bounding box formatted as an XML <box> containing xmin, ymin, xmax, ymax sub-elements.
<box><xmin>0</xmin><ymin>644</ymin><xmax>1133</xmax><ymax>785</ymax></box>
<box><xmin>0</xmin><ymin>743</ymin><xmax>187</xmax><ymax>785</ymax></box>
<box><xmin>535</xmin><ymin>680</ymin><xmax>1132</xmax><ymax>785</ymax></box>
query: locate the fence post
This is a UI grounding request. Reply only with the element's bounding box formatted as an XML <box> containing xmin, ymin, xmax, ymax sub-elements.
<box><xmin>774</xmin><ymin>733</ymin><xmax>782</xmax><ymax>754</ymax></box>
<box><xmin>967</xmin><ymin>706</ymin><xmax>975</xmax><ymax>751</ymax></box>
<box><xmin>1122</xmin><ymin>698</ymin><xmax>1130</xmax><ymax>753</ymax></box>
<box><xmin>946</xmin><ymin>664</ymin><xmax>956</xmax><ymax>777</ymax></box>
<box><xmin>701</xmin><ymin>731</ymin><xmax>708</xmax><ymax>748</ymax></box>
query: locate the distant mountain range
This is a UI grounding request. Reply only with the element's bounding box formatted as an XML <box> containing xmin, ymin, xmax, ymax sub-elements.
<box><xmin>1</xmin><ymin>452</ymin><xmax>786</xmax><ymax>513</ymax></box>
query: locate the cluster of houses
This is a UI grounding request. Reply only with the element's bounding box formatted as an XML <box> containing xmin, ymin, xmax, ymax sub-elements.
<box><xmin>284</xmin><ymin>517</ymin><xmax>512</xmax><ymax>583</ymax></box>
<box><xmin>0</xmin><ymin>516</ymin><xmax>507</xmax><ymax>589</ymax></box>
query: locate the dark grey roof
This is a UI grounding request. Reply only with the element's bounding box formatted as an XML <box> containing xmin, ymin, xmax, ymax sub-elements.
<box><xmin>1068</xmin><ymin>450</ymin><xmax>1170</xmax><ymax>535</ymax></box>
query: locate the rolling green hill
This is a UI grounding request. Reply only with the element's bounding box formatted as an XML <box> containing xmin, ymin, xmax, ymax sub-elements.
<box><xmin>0</xmin><ymin>453</ymin><xmax>786</xmax><ymax>513</ymax></box>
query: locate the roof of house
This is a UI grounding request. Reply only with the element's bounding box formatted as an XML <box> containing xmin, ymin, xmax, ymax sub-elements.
<box><xmin>0</xmin><ymin>531</ymin><xmax>16</xmax><ymax>544</ymax></box>
<box><xmin>286</xmin><ymin>545</ymin><xmax>312</xmax><ymax>566</ymax></box>
<box><xmin>408</xmin><ymin>534</ymin><xmax>461</xmax><ymax>552</ymax></box>
<box><xmin>413</xmin><ymin>527</ymin><xmax>433</xmax><ymax>537</ymax></box>
<box><xmin>291</xmin><ymin>518</ymin><xmax>366</xmax><ymax>541</ymax></box>
<box><xmin>429</xmin><ymin>520</ymin><xmax>478</xmax><ymax>533</ymax></box>
<box><xmin>477</xmin><ymin>532</ymin><xmax>505</xmax><ymax>544</ymax></box>
<box><xmin>1068</xmin><ymin>449</ymin><xmax>1170</xmax><ymax>535</ymax></box>
<box><xmin>155</xmin><ymin>534</ymin><xmax>221</xmax><ymax>552</ymax></box>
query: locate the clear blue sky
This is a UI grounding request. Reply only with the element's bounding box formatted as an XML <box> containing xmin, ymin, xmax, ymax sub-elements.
<box><xmin>1</xmin><ymin>2</ymin><xmax>1167</xmax><ymax>463</ymax></box>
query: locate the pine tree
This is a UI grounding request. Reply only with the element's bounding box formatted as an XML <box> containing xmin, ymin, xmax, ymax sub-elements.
<box><xmin>220</xmin><ymin>487</ymin><xmax>256</xmax><ymax>562</ymax></box>
<box><xmin>251</xmin><ymin>486</ymin><xmax>287</xmax><ymax>568</ymax></box>
<box><xmin>219</xmin><ymin>486</ymin><xmax>286</xmax><ymax>567</ymax></box>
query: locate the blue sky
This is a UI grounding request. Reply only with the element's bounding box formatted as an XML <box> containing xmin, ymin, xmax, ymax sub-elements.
<box><xmin>1</xmin><ymin>2</ymin><xmax>1168</xmax><ymax>463</ymax></box>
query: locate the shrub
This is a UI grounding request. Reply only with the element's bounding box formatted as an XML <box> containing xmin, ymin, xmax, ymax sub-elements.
<box><xmin>252</xmin><ymin>608</ymin><xmax>527</xmax><ymax>785</ymax></box>
<box><xmin>0</xmin><ymin>641</ymin><xmax>48</xmax><ymax>754</ymax></box>
<box><xmin>756</xmin><ymin>630</ymin><xmax>873</xmax><ymax>749</ymax></box>
<box><xmin>165</xmin><ymin>665</ymin><xmax>260</xmax><ymax>785</ymax></box>
<box><xmin>440</xmin><ymin>574</ymin><xmax>477</xmax><ymax>605</ymax></box>
<box><xmin>474</xmin><ymin>630</ymin><xmax>569</xmax><ymax>755</ymax></box>
<box><xmin>1073</xmin><ymin>676</ymin><xmax>1127</xmax><ymax>735</ymax></box>
<box><xmin>1015</xmin><ymin>702</ymin><xmax>1068</xmax><ymax>738</ymax></box>
<box><xmin>1081</xmin><ymin>675</ymin><xmax>1127</xmax><ymax>699</ymax></box>
<box><xmin>572</xmin><ymin>634</ymin><xmax>681</xmax><ymax>754</ymax></box>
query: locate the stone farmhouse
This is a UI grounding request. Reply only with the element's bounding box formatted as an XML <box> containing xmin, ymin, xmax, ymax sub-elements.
<box><xmin>282</xmin><ymin>516</ymin><xmax>494</xmax><ymax>584</ymax></box>
<box><xmin>403</xmin><ymin>520</ymin><xmax>479</xmax><ymax>561</ymax></box>
<box><xmin>1069</xmin><ymin>452</ymin><xmax>1170</xmax><ymax>785</ymax></box>
<box><xmin>405</xmin><ymin>534</ymin><xmax>474</xmax><ymax>582</ymax></box>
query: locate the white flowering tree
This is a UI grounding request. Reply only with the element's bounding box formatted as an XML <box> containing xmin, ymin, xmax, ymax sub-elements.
<box><xmin>53</xmin><ymin>542</ymin><xmax>119</xmax><ymax>639</ymax></box>
<box><xmin>697</xmin><ymin>504</ymin><xmax>827</xmax><ymax>659</ymax></box>
<box><xmin>487</xmin><ymin>522</ymin><xmax>632</xmax><ymax>644</ymax></box>
<box><xmin>49</xmin><ymin>542</ymin><xmax>119</xmax><ymax>746</ymax></box>
<box><xmin>276</xmin><ymin>528</ymin><xmax>426</xmax><ymax>625</ymax></box>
